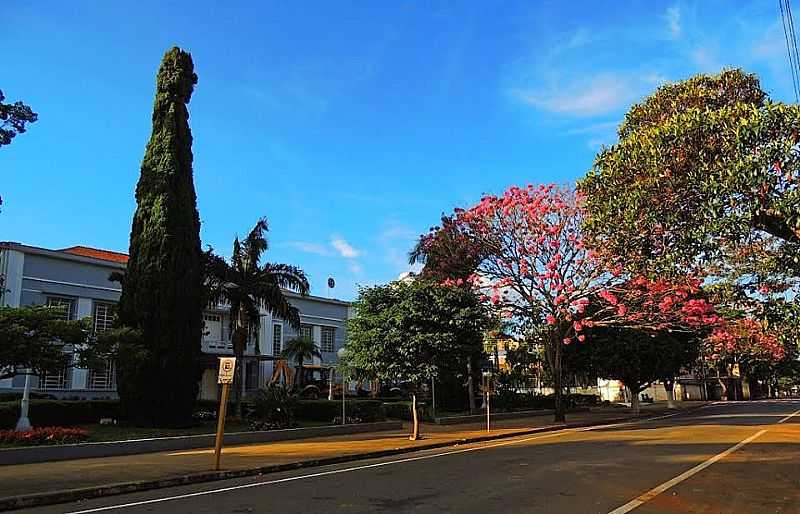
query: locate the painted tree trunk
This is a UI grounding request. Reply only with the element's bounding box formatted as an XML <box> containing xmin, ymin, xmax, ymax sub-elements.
<box><xmin>409</xmin><ymin>393</ymin><xmax>420</xmax><ymax>440</ymax></box>
<box><xmin>664</xmin><ymin>379</ymin><xmax>677</xmax><ymax>409</ymax></box>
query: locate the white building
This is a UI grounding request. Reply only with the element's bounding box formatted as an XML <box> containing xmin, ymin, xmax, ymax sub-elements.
<box><xmin>0</xmin><ymin>241</ymin><xmax>350</xmax><ymax>400</ymax></box>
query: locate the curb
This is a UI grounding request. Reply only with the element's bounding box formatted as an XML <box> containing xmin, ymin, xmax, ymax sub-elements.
<box><xmin>0</xmin><ymin>421</ymin><xmax>403</xmax><ymax>466</ymax></box>
<box><xmin>434</xmin><ymin>407</ymin><xmax>589</xmax><ymax>425</ymax></box>
<box><xmin>0</xmin><ymin>406</ymin><xmax>704</xmax><ymax>511</ymax></box>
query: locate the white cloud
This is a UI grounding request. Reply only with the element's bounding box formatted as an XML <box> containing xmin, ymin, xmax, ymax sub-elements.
<box><xmin>565</xmin><ymin>120</ymin><xmax>620</xmax><ymax>136</ymax></box>
<box><xmin>348</xmin><ymin>262</ymin><xmax>364</xmax><ymax>275</ymax></box>
<box><xmin>513</xmin><ymin>73</ymin><xmax>634</xmax><ymax>117</ymax></box>
<box><xmin>690</xmin><ymin>46</ymin><xmax>722</xmax><ymax>73</ymax></box>
<box><xmin>331</xmin><ymin>236</ymin><xmax>361</xmax><ymax>258</ymax></box>
<box><xmin>566</xmin><ymin>120</ymin><xmax>620</xmax><ymax>149</ymax></box>
<box><xmin>665</xmin><ymin>6</ymin><xmax>681</xmax><ymax>39</ymax></box>
<box><xmin>285</xmin><ymin>241</ymin><xmax>332</xmax><ymax>256</ymax></box>
<box><xmin>378</xmin><ymin>224</ymin><xmax>418</xmax><ymax>243</ymax></box>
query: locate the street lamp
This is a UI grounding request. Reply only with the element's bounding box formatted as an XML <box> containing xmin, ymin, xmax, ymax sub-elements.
<box><xmin>337</xmin><ymin>347</ymin><xmax>347</xmax><ymax>425</ymax></box>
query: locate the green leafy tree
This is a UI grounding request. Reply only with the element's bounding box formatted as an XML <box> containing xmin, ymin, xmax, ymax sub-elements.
<box><xmin>281</xmin><ymin>337</ymin><xmax>321</xmax><ymax>389</ymax></box>
<box><xmin>0</xmin><ymin>306</ymin><xmax>107</xmax><ymax>380</ymax></box>
<box><xmin>115</xmin><ymin>47</ymin><xmax>204</xmax><ymax>427</ymax></box>
<box><xmin>580</xmin><ymin>69</ymin><xmax>800</xmax><ymax>290</ymax></box>
<box><xmin>205</xmin><ymin>219</ymin><xmax>310</xmax><ymax>414</ymax></box>
<box><xmin>0</xmin><ymin>90</ymin><xmax>38</xmax><ymax>148</ymax></box>
<box><xmin>577</xmin><ymin>327</ymin><xmax>700</xmax><ymax>414</ymax></box>
<box><xmin>343</xmin><ymin>279</ymin><xmax>491</xmax><ymax>439</ymax></box>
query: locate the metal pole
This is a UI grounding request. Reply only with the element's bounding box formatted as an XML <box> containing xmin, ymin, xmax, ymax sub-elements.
<box><xmin>214</xmin><ymin>383</ymin><xmax>230</xmax><ymax>471</ymax></box>
<box><xmin>15</xmin><ymin>371</ymin><xmax>32</xmax><ymax>431</ymax></box>
<box><xmin>328</xmin><ymin>367</ymin><xmax>334</xmax><ymax>401</ymax></box>
<box><xmin>341</xmin><ymin>372</ymin><xmax>346</xmax><ymax>425</ymax></box>
<box><xmin>431</xmin><ymin>378</ymin><xmax>436</xmax><ymax>420</ymax></box>
<box><xmin>486</xmin><ymin>390</ymin><xmax>490</xmax><ymax>433</ymax></box>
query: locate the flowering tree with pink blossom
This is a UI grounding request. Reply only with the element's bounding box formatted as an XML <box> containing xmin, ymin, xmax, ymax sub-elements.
<box><xmin>414</xmin><ymin>184</ymin><xmax>718</xmax><ymax>421</ymax></box>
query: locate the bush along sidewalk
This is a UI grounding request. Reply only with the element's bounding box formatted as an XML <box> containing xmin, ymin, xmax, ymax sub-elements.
<box><xmin>295</xmin><ymin>400</ymin><xmax>386</xmax><ymax>423</ymax></box>
<box><xmin>0</xmin><ymin>400</ymin><xmax>120</xmax><ymax>429</ymax></box>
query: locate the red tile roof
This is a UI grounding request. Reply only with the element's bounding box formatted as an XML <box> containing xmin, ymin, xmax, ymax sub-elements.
<box><xmin>60</xmin><ymin>246</ymin><xmax>129</xmax><ymax>264</ymax></box>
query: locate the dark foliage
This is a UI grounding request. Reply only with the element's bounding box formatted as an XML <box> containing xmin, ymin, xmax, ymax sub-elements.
<box><xmin>116</xmin><ymin>47</ymin><xmax>203</xmax><ymax>427</ymax></box>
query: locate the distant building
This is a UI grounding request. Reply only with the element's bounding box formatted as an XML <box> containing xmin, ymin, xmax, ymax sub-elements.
<box><xmin>0</xmin><ymin>241</ymin><xmax>350</xmax><ymax>400</ymax></box>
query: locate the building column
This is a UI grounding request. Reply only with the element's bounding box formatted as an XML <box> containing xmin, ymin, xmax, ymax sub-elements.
<box><xmin>1</xmin><ymin>249</ymin><xmax>24</xmax><ymax>307</ymax></box>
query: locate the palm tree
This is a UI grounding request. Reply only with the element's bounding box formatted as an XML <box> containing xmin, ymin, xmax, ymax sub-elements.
<box><xmin>282</xmin><ymin>336</ymin><xmax>321</xmax><ymax>389</ymax></box>
<box><xmin>205</xmin><ymin>218</ymin><xmax>310</xmax><ymax>415</ymax></box>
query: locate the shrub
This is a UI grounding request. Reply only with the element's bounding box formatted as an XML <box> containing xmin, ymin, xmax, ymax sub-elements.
<box><xmin>0</xmin><ymin>427</ymin><xmax>89</xmax><ymax>446</ymax></box>
<box><xmin>194</xmin><ymin>399</ymin><xmax>238</xmax><ymax>417</ymax></box>
<box><xmin>0</xmin><ymin>400</ymin><xmax>121</xmax><ymax>429</ymax></box>
<box><xmin>296</xmin><ymin>400</ymin><xmax>385</xmax><ymax>423</ymax></box>
<box><xmin>0</xmin><ymin>403</ymin><xmax>17</xmax><ymax>429</ymax></box>
<box><xmin>192</xmin><ymin>411</ymin><xmax>216</xmax><ymax>422</ymax></box>
<box><xmin>248</xmin><ymin>385</ymin><xmax>298</xmax><ymax>429</ymax></box>
<box><xmin>565</xmin><ymin>393</ymin><xmax>600</xmax><ymax>407</ymax></box>
<box><xmin>0</xmin><ymin>392</ymin><xmax>55</xmax><ymax>402</ymax></box>
<box><xmin>332</xmin><ymin>416</ymin><xmax>363</xmax><ymax>424</ymax></box>
<box><xmin>492</xmin><ymin>392</ymin><xmax>554</xmax><ymax>412</ymax></box>
<box><xmin>382</xmin><ymin>401</ymin><xmax>434</xmax><ymax>421</ymax></box>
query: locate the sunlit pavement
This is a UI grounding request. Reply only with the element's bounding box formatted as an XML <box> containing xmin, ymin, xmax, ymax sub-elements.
<box><xmin>20</xmin><ymin>399</ymin><xmax>800</xmax><ymax>514</ymax></box>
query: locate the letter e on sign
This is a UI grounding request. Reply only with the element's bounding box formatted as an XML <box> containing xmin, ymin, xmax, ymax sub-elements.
<box><xmin>218</xmin><ymin>357</ymin><xmax>236</xmax><ymax>384</ymax></box>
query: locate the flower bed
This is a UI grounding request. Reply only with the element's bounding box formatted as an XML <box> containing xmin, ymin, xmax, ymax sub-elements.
<box><xmin>0</xmin><ymin>427</ymin><xmax>90</xmax><ymax>446</ymax></box>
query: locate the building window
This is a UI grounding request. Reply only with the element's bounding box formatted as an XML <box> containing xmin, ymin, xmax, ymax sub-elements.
<box><xmin>245</xmin><ymin>360</ymin><xmax>259</xmax><ymax>390</ymax></box>
<box><xmin>40</xmin><ymin>355</ymin><xmax>72</xmax><ymax>390</ymax></box>
<box><xmin>272</xmin><ymin>324</ymin><xmax>282</xmax><ymax>356</ymax></box>
<box><xmin>321</xmin><ymin>326</ymin><xmax>335</xmax><ymax>353</ymax></box>
<box><xmin>93</xmin><ymin>302</ymin><xmax>115</xmax><ymax>332</ymax></box>
<box><xmin>299</xmin><ymin>324</ymin><xmax>313</xmax><ymax>342</ymax></box>
<box><xmin>203</xmin><ymin>313</ymin><xmax>231</xmax><ymax>350</ymax></box>
<box><xmin>46</xmin><ymin>297</ymin><xmax>73</xmax><ymax>321</ymax></box>
<box><xmin>88</xmin><ymin>360</ymin><xmax>115</xmax><ymax>390</ymax></box>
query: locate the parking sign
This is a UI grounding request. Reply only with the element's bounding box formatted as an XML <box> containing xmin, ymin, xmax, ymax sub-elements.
<box><xmin>217</xmin><ymin>357</ymin><xmax>236</xmax><ymax>384</ymax></box>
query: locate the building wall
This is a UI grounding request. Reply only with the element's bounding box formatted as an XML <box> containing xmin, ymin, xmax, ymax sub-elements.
<box><xmin>1</xmin><ymin>243</ymin><xmax>351</xmax><ymax>399</ymax></box>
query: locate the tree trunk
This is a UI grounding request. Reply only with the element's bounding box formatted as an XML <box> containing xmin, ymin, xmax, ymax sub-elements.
<box><xmin>297</xmin><ymin>356</ymin><xmax>304</xmax><ymax>389</ymax></box>
<box><xmin>629</xmin><ymin>386</ymin><xmax>641</xmax><ymax>416</ymax></box>
<box><xmin>664</xmin><ymin>378</ymin><xmax>677</xmax><ymax>409</ymax></box>
<box><xmin>232</xmin><ymin>311</ymin><xmax>248</xmax><ymax>418</ymax></box>
<box><xmin>553</xmin><ymin>332</ymin><xmax>565</xmax><ymax>422</ymax></box>
<box><xmin>409</xmin><ymin>393</ymin><xmax>420</xmax><ymax>440</ymax></box>
<box><xmin>467</xmin><ymin>359</ymin><xmax>476</xmax><ymax>414</ymax></box>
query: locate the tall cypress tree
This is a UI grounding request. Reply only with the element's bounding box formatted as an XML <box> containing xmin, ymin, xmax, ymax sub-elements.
<box><xmin>117</xmin><ymin>47</ymin><xmax>203</xmax><ymax>427</ymax></box>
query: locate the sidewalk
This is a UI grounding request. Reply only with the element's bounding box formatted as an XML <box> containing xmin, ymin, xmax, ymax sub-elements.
<box><xmin>0</xmin><ymin>402</ymin><xmax>705</xmax><ymax>509</ymax></box>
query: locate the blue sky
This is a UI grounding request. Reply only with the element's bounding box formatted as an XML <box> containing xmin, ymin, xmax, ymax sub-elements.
<box><xmin>1</xmin><ymin>1</ymin><xmax>795</xmax><ymax>299</ymax></box>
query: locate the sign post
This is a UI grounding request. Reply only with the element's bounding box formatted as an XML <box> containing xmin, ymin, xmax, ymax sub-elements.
<box><xmin>214</xmin><ymin>357</ymin><xmax>236</xmax><ymax>471</ymax></box>
<box><xmin>482</xmin><ymin>371</ymin><xmax>493</xmax><ymax>433</ymax></box>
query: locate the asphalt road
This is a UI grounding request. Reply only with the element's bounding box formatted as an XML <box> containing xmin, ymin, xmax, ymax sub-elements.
<box><xmin>26</xmin><ymin>399</ymin><xmax>800</xmax><ymax>514</ymax></box>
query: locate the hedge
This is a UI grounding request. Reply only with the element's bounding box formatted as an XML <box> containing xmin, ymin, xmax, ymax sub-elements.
<box><xmin>0</xmin><ymin>400</ymin><xmax>120</xmax><ymax>429</ymax></box>
<box><xmin>295</xmin><ymin>400</ymin><xmax>385</xmax><ymax>423</ymax></box>
<box><xmin>195</xmin><ymin>399</ymin><xmax>237</xmax><ymax>415</ymax></box>
<box><xmin>382</xmin><ymin>401</ymin><xmax>434</xmax><ymax>421</ymax></box>
<box><xmin>492</xmin><ymin>392</ymin><xmax>600</xmax><ymax>412</ymax></box>
<box><xmin>0</xmin><ymin>392</ymin><xmax>55</xmax><ymax>402</ymax></box>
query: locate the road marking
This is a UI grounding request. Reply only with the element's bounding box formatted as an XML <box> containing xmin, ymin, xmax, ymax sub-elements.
<box><xmin>777</xmin><ymin>407</ymin><xmax>800</xmax><ymax>424</ymax></box>
<box><xmin>64</xmin><ymin>409</ymin><xmax>712</xmax><ymax>514</ymax></box>
<box><xmin>606</xmin><ymin>429</ymin><xmax>767</xmax><ymax>514</ymax></box>
<box><xmin>66</xmin><ymin>430</ymin><xmax>571</xmax><ymax>513</ymax></box>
